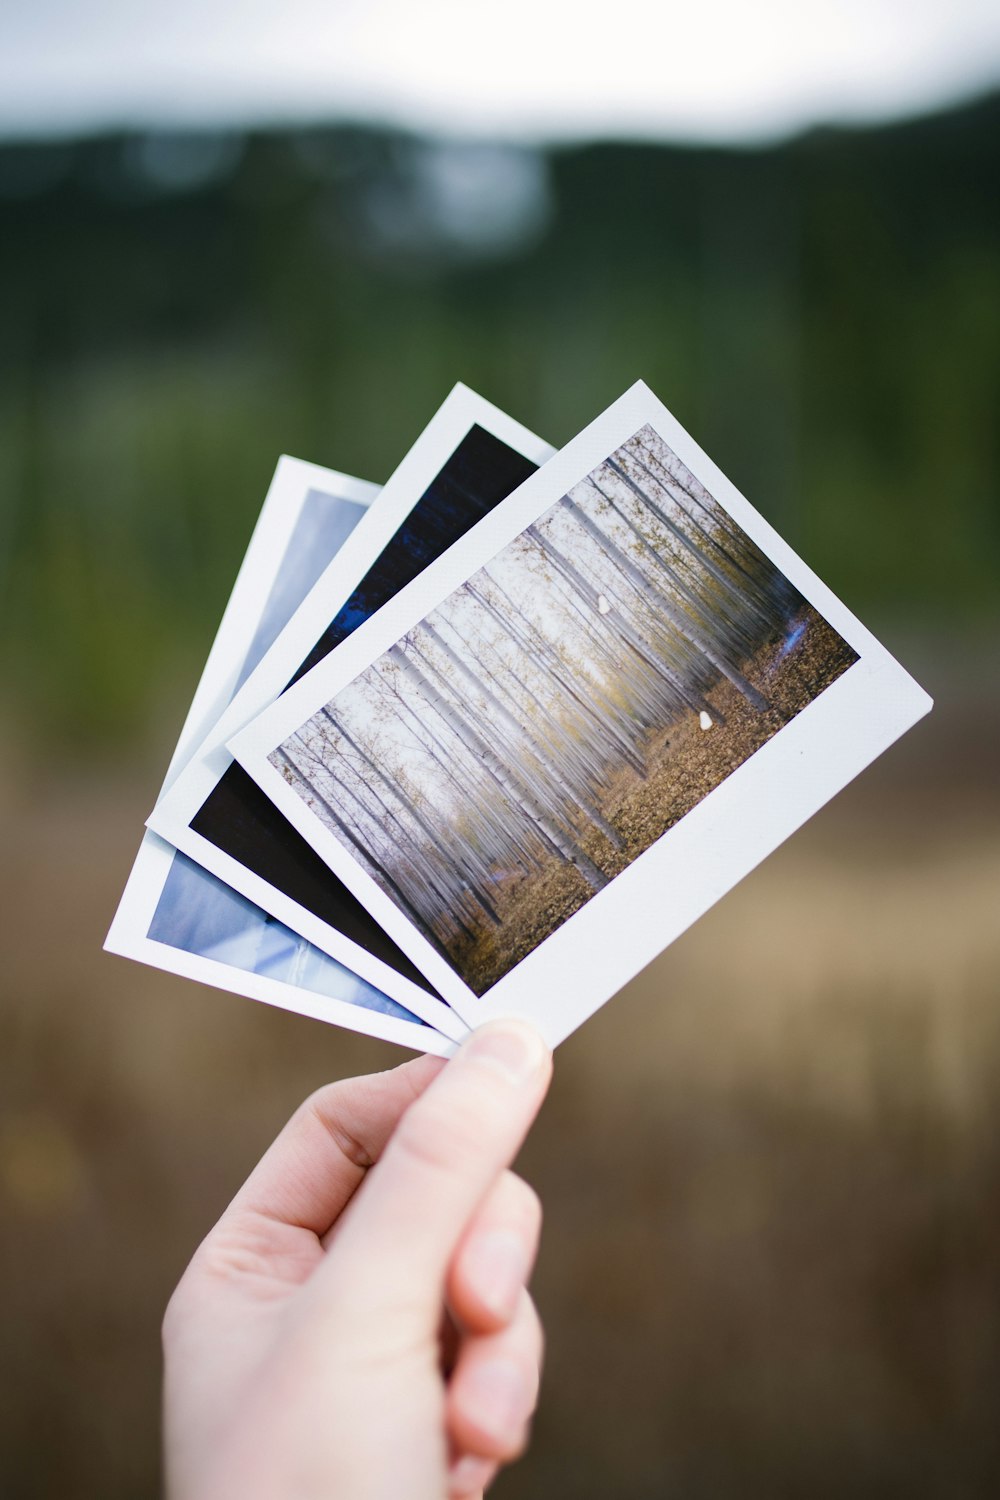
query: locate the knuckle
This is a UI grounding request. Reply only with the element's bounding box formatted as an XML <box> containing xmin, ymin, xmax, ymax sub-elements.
<box><xmin>301</xmin><ymin>1082</ymin><xmax>377</xmax><ymax>1171</ymax></box>
<box><xmin>167</xmin><ymin>1211</ymin><xmax>280</xmax><ymax>1307</ymax></box>
<box><xmin>297</xmin><ymin>1080</ymin><xmax>341</xmax><ymax>1122</ymax></box>
<box><xmin>198</xmin><ymin>1214</ymin><xmax>270</xmax><ymax>1279</ymax></box>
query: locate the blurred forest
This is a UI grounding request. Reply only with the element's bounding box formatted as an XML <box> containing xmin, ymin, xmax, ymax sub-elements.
<box><xmin>1</xmin><ymin>91</ymin><xmax>997</xmax><ymax>754</ymax></box>
<box><xmin>2</xmin><ymin>94</ymin><xmax>999</xmax><ymax>1500</ymax></box>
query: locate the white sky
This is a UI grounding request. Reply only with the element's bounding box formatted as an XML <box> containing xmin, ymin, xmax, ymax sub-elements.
<box><xmin>1</xmin><ymin>0</ymin><xmax>999</xmax><ymax>144</ymax></box>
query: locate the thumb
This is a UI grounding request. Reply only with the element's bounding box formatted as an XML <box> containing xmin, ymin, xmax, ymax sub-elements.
<box><xmin>319</xmin><ymin>1020</ymin><xmax>551</xmax><ymax>1329</ymax></box>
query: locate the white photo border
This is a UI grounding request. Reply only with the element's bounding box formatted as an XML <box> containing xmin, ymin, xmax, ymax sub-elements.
<box><xmin>106</xmin><ymin>831</ymin><xmax>455</xmax><ymax>1056</ymax></box>
<box><xmin>146</xmin><ymin>385</ymin><xmax>554</xmax><ymax>1036</ymax></box>
<box><xmin>105</xmin><ymin>455</ymin><xmax>457</xmax><ymax>1054</ymax></box>
<box><xmin>162</xmin><ymin>456</ymin><xmax>377</xmax><ymax>791</ymax></box>
<box><xmin>230</xmin><ymin>381</ymin><xmax>934</xmax><ymax>1047</ymax></box>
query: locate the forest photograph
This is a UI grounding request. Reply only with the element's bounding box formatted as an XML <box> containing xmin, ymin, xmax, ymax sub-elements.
<box><xmin>272</xmin><ymin>424</ymin><xmax>859</xmax><ymax>995</ymax></box>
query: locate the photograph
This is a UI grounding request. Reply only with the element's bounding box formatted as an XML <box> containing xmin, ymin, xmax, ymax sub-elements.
<box><xmin>149</xmin><ymin>849</ymin><xmax>392</xmax><ymax>1003</ymax></box>
<box><xmin>106</xmin><ymin>454</ymin><xmax>458</xmax><ymax>1050</ymax></box>
<box><xmin>106</xmin><ymin>832</ymin><xmax>454</xmax><ymax>1054</ymax></box>
<box><xmin>147</xmin><ymin>385</ymin><xmax>552</xmax><ymax>1031</ymax></box>
<box><xmin>237</xmin><ymin>485</ymin><xmax>371</xmax><ymax>695</ymax></box>
<box><xmin>233</xmin><ymin>381</ymin><xmax>932</xmax><ymax>1042</ymax></box>
<box><xmin>268</xmin><ymin>423</ymin><xmax>859</xmax><ymax>995</ymax></box>
<box><xmin>160</xmin><ymin>457</ymin><xmax>380</xmax><ymax>793</ymax></box>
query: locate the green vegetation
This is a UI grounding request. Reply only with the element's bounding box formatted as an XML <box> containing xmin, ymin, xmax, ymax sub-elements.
<box><xmin>1</xmin><ymin>95</ymin><xmax>997</xmax><ymax>754</ymax></box>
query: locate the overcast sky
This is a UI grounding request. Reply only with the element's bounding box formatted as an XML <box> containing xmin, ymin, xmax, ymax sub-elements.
<box><xmin>1</xmin><ymin>0</ymin><xmax>999</xmax><ymax>144</ymax></box>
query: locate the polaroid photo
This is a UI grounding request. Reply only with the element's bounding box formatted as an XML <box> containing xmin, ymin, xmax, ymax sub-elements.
<box><xmin>160</xmin><ymin>458</ymin><xmax>376</xmax><ymax>793</ymax></box>
<box><xmin>107</xmin><ymin>834</ymin><xmax>454</xmax><ymax>1054</ymax></box>
<box><xmin>146</xmin><ymin>385</ymin><xmax>554</xmax><ymax>1036</ymax></box>
<box><xmin>105</xmin><ymin>456</ymin><xmax>455</xmax><ymax>1054</ymax></box>
<box><xmin>231</xmin><ymin>381</ymin><xmax>933</xmax><ymax>1048</ymax></box>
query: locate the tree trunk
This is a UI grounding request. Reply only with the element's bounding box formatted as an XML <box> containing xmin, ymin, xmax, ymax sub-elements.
<box><xmin>388</xmin><ymin>644</ymin><xmax>611</xmax><ymax>895</ymax></box>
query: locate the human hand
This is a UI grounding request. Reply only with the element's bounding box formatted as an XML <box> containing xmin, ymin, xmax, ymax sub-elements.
<box><xmin>162</xmin><ymin>1020</ymin><xmax>553</xmax><ymax>1500</ymax></box>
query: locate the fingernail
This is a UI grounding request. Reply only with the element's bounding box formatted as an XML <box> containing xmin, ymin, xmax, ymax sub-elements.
<box><xmin>464</xmin><ymin>1228</ymin><xmax>528</xmax><ymax>1321</ymax></box>
<box><xmin>460</xmin><ymin>1020</ymin><xmax>550</xmax><ymax>1085</ymax></box>
<box><xmin>460</xmin><ymin>1358</ymin><xmax>534</xmax><ymax>1445</ymax></box>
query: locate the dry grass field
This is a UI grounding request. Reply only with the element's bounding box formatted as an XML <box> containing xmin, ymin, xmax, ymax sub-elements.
<box><xmin>1</xmin><ymin>634</ymin><xmax>998</xmax><ymax>1499</ymax></box>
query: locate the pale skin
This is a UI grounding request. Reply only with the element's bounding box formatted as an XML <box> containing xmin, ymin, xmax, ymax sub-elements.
<box><xmin>163</xmin><ymin>1019</ymin><xmax>553</xmax><ymax>1500</ymax></box>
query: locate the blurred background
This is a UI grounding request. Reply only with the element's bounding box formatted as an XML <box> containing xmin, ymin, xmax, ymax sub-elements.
<box><xmin>1</xmin><ymin>2</ymin><xmax>998</xmax><ymax>1495</ymax></box>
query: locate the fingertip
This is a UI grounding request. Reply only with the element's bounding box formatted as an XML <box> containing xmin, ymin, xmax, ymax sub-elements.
<box><xmin>452</xmin><ymin>1227</ymin><xmax>527</xmax><ymax>1329</ymax></box>
<box><xmin>455</xmin><ymin>1020</ymin><xmax>552</xmax><ymax>1090</ymax></box>
<box><xmin>449</xmin><ymin>1171</ymin><xmax>543</xmax><ymax>1333</ymax></box>
<box><xmin>448</xmin><ymin>1355</ymin><xmax>538</xmax><ymax>1461</ymax></box>
<box><xmin>447</xmin><ymin>1452</ymin><xmax>498</xmax><ymax>1497</ymax></box>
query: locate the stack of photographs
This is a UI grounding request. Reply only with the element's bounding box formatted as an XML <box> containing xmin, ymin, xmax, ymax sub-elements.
<box><xmin>106</xmin><ymin>381</ymin><xmax>932</xmax><ymax>1053</ymax></box>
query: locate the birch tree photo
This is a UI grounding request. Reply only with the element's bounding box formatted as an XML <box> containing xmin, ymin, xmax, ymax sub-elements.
<box><xmin>272</xmin><ymin>425</ymin><xmax>859</xmax><ymax>994</ymax></box>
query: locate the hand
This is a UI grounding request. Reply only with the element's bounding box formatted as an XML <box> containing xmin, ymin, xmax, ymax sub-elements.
<box><xmin>162</xmin><ymin>1020</ymin><xmax>553</xmax><ymax>1500</ymax></box>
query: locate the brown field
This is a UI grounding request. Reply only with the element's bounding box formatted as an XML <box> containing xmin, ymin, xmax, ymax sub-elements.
<box><xmin>453</xmin><ymin>606</ymin><xmax>858</xmax><ymax>993</ymax></box>
<box><xmin>1</xmin><ymin>634</ymin><xmax>998</xmax><ymax>1499</ymax></box>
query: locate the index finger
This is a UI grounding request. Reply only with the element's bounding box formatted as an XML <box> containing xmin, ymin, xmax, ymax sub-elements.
<box><xmin>225</xmin><ymin>1053</ymin><xmax>446</xmax><ymax>1237</ymax></box>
